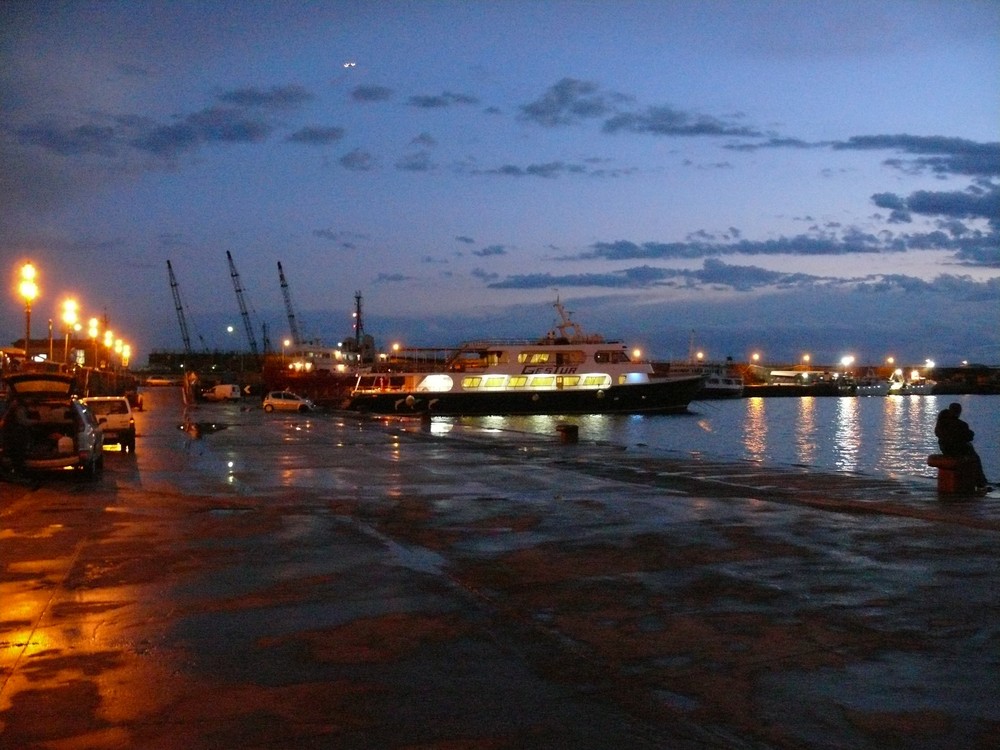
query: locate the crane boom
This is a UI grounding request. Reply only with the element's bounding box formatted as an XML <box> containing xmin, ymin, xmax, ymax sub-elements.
<box><xmin>277</xmin><ymin>261</ymin><xmax>302</xmax><ymax>346</ymax></box>
<box><xmin>166</xmin><ymin>260</ymin><xmax>193</xmax><ymax>355</ymax></box>
<box><xmin>226</xmin><ymin>251</ymin><xmax>260</xmax><ymax>360</ymax></box>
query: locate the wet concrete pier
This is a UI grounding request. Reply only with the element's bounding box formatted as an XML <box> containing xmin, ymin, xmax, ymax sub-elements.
<box><xmin>2</xmin><ymin>388</ymin><xmax>998</xmax><ymax>749</ymax></box>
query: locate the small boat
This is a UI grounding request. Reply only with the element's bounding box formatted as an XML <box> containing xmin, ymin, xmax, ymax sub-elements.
<box><xmin>854</xmin><ymin>370</ymin><xmax>890</xmax><ymax>396</ymax></box>
<box><xmin>888</xmin><ymin>369</ymin><xmax>935</xmax><ymax>395</ymax></box>
<box><xmin>346</xmin><ymin>299</ymin><xmax>705</xmax><ymax>416</ymax></box>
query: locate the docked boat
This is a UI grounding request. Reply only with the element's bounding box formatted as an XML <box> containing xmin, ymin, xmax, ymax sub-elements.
<box><xmin>888</xmin><ymin>369</ymin><xmax>935</xmax><ymax>395</ymax></box>
<box><xmin>346</xmin><ymin>300</ymin><xmax>705</xmax><ymax>416</ymax></box>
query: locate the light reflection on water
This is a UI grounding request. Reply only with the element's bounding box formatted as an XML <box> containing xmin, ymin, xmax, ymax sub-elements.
<box><xmin>453</xmin><ymin>395</ymin><xmax>1000</xmax><ymax>482</ymax></box>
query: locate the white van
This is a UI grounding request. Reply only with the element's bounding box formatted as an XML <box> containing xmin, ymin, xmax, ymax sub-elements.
<box><xmin>201</xmin><ymin>384</ymin><xmax>242</xmax><ymax>402</ymax></box>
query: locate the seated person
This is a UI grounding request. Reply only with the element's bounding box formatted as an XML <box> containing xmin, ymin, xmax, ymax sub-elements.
<box><xmin>935</xmin><ymin>402</ymin><xmax>991</xmax><ymax>491</ymax></box>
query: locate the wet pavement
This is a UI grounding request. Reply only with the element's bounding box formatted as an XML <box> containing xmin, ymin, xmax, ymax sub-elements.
<box><xmin>2</xmin><ymin>387</ymin><xmax>999</xmax><ymax>749</ymax></box>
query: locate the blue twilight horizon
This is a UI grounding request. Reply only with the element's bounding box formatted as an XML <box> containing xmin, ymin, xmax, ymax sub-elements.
<box><xmin>1</xmin><ymin>0</ymin><xmax>998</xmax><ymax>367</ymax></box>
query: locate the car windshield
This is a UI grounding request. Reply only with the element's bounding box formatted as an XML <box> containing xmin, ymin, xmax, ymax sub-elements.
<box><xmin>87</xmin><ymin>400</ymin><xmax>128</xmax><ymax>415</ymax></box>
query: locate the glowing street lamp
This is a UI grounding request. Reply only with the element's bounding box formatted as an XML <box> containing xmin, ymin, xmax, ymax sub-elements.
<box><xmin>62</xmin><ymin>299</ymin><xmax>78</xmax><ymax>363</ymax></box>
<box><xmin>88</xmin><ymin>317</ymin><xmax>99</xmax><ymax>367</ymax></box>
<box><xmin>121</xmin><ymin>344</ymin><xmax>131</xmax><ymax>369</ymax></box>
<box><xmin>19</xmin><ymin>262</ymin><xmax>39</xmax><ymax>358</ymax></box>
<box><xmin>282</xmin><ymin>338</ymin><xmax>291</xmax><ymax>363</ymax></box>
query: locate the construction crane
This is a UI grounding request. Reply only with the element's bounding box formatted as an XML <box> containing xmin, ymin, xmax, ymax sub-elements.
<box><xmin>277</xmin><ymin>261</ymin><xmax>303</xmax><ymax>346</ymax></box>
<box><xmin>225</xmin><ymin>251</ymin><xmax>261</xmax><ymax>361</ymax></box>
<box><xmin>166</xmin><ymin>260</ymin><xmax>192</xmax><ymax>355</ymax></box>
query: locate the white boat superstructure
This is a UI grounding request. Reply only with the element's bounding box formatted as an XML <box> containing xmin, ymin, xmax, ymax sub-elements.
<box><xmin>347</xmin><ymin>299</ymin><xmax>705</xmax><ymax>415</ymax></box>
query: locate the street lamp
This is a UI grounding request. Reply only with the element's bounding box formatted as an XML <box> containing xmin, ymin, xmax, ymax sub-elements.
<box><xmin>282</xmin><ymin>338</ymin><xmax>291</xmax><ymax>363</ymax></box>
<box><xmin>19</xmin><ymin>262</ymin><xmax>38</xmax><ymax>359</ymax></box>
<box><xmin>62</xmin><ymin>299</ymin><xmax>78</xmax><ymax>363</ymax></box>
<box><xmin>88</xmin><ymin>318</ymin><xmax>99</xmax><ymax>368</ymax></box>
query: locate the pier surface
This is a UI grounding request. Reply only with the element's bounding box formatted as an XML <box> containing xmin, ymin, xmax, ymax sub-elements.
<box><xmin>2</xmin><ymin>388</ymin><xmax>998</xmax><ymax>749</ymax></box>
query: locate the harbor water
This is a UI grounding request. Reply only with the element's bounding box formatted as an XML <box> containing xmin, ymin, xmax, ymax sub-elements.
<box><xmin>450</xmin><ymin>394</ymin><xmax>1000</xmax><ymax>485</ymax></box>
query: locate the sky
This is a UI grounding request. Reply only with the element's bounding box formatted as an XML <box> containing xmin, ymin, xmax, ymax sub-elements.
<box><xmin>2</xmin><ymin>0</ymin><xmax>998</xmax><ymax>368</ymax></box>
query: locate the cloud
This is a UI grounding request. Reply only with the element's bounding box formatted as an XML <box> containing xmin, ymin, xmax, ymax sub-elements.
<box><xmin>14</xmin><ymin>121</ymin><xmax>118</xmax><ymax>156</ymax></box>
<box><xmin>286</xmin><ymin>125</ymin><xmax>345</xmax><ymax>145</ymax></box>
<box><xmin>131</xmin><ymin>107</ymin><xmax>271</xmax><ymax>157</ymax></box>
<box><xmin>374</xmin><ymin>272</ymin><xmax>411</xmax><ymax>283</ymax></box>
<box><xmin>352</xmin><ymin>85</ymin><xmax>393</xmax><ymax>102</ymax></box>
<box><xmin>472</xmin><ymin>244</ymin><xmax>506</xmax><ymax>257</ymax></box>
<box><xmin>481</xmin><ymin>161</ymin><xmax>587</xmax><ymax>178</ymax></box>
<box><xmin>603</xmin><ymin>106</ymin><xmax>762</xmax><ymax>138</ymax></box>
<box><xmin>217</xmin><ymin>84</ymin><xmax>313</xmax><ymax>109</ymax></box>
<box><xmin>395</xmin><ymin>150</ymin><xmax>435</xmax><ymax>171</ymax></box>
<box><xmin>834</xmin><ymin>135</ymin><xmax>1000</xmax><ymax>177</ymax></box>
<box><xmin>339</xmin><ymin>148</ymin><xmax>376</xmax><ymax>171</ymax></box>
<box><xmin>312</xmin><ymin>228</ymin><xmax>369</xmax><ymax>249</ymax></box>
<box><xmin>872</xmin><ymin>181</ymin><xmax>1000</xmax><ymax>230</ymax></box>
<box><xmin>407</xmin><ymin>91</ymin><xmax>479</xmax><ymax>108</ymax></box>
<box><xmin>519</xmin><ymin>78</ymin><xmax>625</xmax><ymax>127</ymax></box>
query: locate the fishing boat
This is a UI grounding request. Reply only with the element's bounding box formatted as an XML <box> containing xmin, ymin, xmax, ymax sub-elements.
<box><xmin>346</xmin><ymin>300</ymin><xmax>705</xmax><ymax>416</ymax></box>
<box><xmin>888</xmin><ymin>369</ymin><xmax>935</xmax><ymax>395</ymax></box>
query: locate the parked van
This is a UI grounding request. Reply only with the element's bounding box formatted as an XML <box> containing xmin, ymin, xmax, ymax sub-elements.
<box><xmin>201</xmin><ymin>384</ymin><xmax>242</xmax><ymax>402</ymax></box>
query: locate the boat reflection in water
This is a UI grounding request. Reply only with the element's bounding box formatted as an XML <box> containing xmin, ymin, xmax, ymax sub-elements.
<box><xmin>446</xmin><ymin>395</ymin><xmax>998</xmax><ymax>482</ymax></box>
<box><xmin>347</xmin><ymin>299</ymin><xmax>704</xmax><ymax>416</ymax></box>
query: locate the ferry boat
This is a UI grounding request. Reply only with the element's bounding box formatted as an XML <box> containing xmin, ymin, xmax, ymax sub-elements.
<box><xmin>346</xmin><ymin>300</ymin><xmax>705</xmax><ymax>416</ymax></box>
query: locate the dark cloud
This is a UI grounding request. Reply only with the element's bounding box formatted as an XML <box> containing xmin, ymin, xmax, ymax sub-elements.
<box><xmin>482</xmin><ymin>161</ymin><xmax>587</xmax><ymax>178</ymax></box>
<box><xmin>339</xmin><ymin>148</ymin><xmax>376</xmax><ymax>171</ymax></box>
<box><xmin>472</xmin><ymin>245</ymin><xmax>506</xmax><ymax>257</ymax></box>
<box><xmin>834</xmin><ymin>135</ymin><xmax>1000</xmax><ymax>177</ymax></box>
<box><xmin>519</xmin><ymin>78</ymin><xmax>624</xmax><ymax>127</ymax></box>
<box><xmin>286</xmin><ymin>125</ymin><xmax>345</xmax><ymax>145</ymax></box>
<box><xmin>455</xmin><ymin>236</ymin><xmax>475</xmax><ymax>244</ymax></box>
<box><xmin>217</xmin><ymin>84</ymin><xmax>313</xmax><ymax>108</ymax></box>
<box><xmin>407</xmin><ymin>91</ymin><xmax>479</xmax><ymax>108</ymax></box>
<box><xmin>725</xmin><ymin>137</ymin><xmax>816</xmax><ymax>152</ymax></box>
<box><xmin>872</xmin><ymin>181</ymin><xmax>1000</xmax><ymax>230</ymax></box>
<box><xmin>410</xmin><ymin>132</ymin><xmax>437</xmax><ymax>147</ymax></box>
<box><xmin>132</xmin><ymin>107</ymin><xmax>271</xmax><ymax>156</ymax></box>
<box><xmin>374</xmin><ymin>272</ymin><xmax>410</xmax><ymax>283</ymax></box>
<box><xmin>603</xmin><ymin>106</ymin><xmax>762</xmax><ymax>138</ymax></box>
<box><xmin>312</xmin><ymin>228</ymin><xmax>368</xmax><ymax>249</ymax></box>
<box><xmin>471</xmin><ymin>267</ymin><xmax>499</xmax><ymax>282</ymax></box>
<box><xmin>352</xmin><ymin>85</ymin><xmax>393</xmax><ymax>102</ymax></box>
<box><xmin>15</xmin><ymin>121</ymin><xmax>118</xmax><ymax>156</ymax></box>
<box><xmin>395</xmin><ymin>150</ymin><xmax>434</xmax><ymax>172</ymax></box>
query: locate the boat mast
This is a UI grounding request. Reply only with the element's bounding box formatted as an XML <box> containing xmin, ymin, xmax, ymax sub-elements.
<box><xmin>353</xmin><ymin>291</ymin><xmax>363</xmax><ymax>350</ymax></box>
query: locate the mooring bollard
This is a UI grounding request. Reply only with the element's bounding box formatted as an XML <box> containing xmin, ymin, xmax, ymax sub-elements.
<box><xmin>556</xmin><ymin>424</ymin><xmax>579</xmax><ymax>444</ymax></box>
<box><xmin>927</xmin><ymin>454</ymin><xmax>977</xmax><ymax>494</ymax></box>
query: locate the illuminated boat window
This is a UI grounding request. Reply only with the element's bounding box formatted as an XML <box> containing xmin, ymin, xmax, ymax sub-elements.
<box><xmin>559</xmin><ymin>376</ymin><xmax>581</xmax><ymax>387</ymax></box>
<box><xmin>519</xmin><ymin>352</ymin><xmax>551</xmax><ymax>364</ymax></box>
<box><xmin>484</xmin><ymin>376</ymin><xmax>506</xmax><ymax>388</ymax></box>
<box><xmin>508</xmin><ymin>376</ymin><xmax>528</xmax><ymax>388</ymax></box>
<box><xmin>530</xmin><ymin>375</ymin><xmax>556</xmax><ymax>387</ymax></box>
<box><xmin>582</xmin><ymin>375</ymin><xmax>611</xmax><ymax>386</ymax></box>
<box><xmin>461</xmin><ymin>376</ymin><xmax>482</xmax><ymax>388</ymax></box>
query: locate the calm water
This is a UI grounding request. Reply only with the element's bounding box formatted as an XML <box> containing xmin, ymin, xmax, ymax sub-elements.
<box><xmin>450</xmin><ymin>394</ymin><xmax>1000</xmax><ymax>484</ymax></box>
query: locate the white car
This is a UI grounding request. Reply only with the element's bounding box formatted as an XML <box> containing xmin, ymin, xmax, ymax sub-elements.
<box><xmin>81</xmin><ymin>396</ymin><xmax>136</xmax><ymax>453</ymax></box>
<box><xmin>262</xmin><ymin>391</ymin><xmax>316</xmax><ymax>413</ymax></box>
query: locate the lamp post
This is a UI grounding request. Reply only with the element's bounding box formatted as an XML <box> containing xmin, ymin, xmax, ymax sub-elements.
<box><xmin>88</xmin><ymin>318</ymin><xmax>99</xmax><ymax>368</ymax></box>
<box><xmin>104</xmin><ymin>330</ymin><xmax>114</xmax><ymax>370</ymax></box>
<box><xmin>62</xmin><ymin>299</ymin><xmax>78</xmax><ymax>364</ymax></box>
<box><xmin>19</xmin><ymin>262</ymin><xmax>38</xmax><ymax>360</ymax></box>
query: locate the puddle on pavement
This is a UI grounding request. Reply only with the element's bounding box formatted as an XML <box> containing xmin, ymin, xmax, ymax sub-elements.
<box><xmin>178</xmin><ymin>422</ymin><xmax>228</xmax><ymax>439</ymax></box>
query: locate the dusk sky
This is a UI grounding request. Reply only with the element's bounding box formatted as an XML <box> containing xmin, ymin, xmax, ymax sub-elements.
<box><xmin>2</xmin><ymin>0</ymin><xmax>998</xmax><ymax>367</ymax></box>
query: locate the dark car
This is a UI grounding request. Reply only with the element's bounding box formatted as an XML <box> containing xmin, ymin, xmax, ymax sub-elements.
<box><xmin>1</xmin><ymin>373</ymin><xmax>104</xmax><ymax>478</ymax></box>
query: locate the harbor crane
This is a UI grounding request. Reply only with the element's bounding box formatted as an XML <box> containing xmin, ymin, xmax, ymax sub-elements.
<box><xmin>225</xmin><ymin>251</ymin><xmax>261</xmax><ymax>361</ymax></box>
<box><xmin>166</xmin><ymin>260</ymin><xmax>192</xmax><ymax>355</ymax></box>
<box><xmin>277</xmin><ymin>261</ymin><xmax>303</xmax><ymax>346</ymax></box>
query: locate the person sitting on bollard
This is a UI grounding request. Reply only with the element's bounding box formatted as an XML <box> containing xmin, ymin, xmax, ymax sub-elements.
<box><xmin>934</xmin><ymin>402</ymin><xmax>992</xmax><ymax>492</ymax></box>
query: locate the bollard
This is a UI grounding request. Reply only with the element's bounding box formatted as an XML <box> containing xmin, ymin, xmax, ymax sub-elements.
<box><xmin>556</xmin><ymin>423</ymin><xmax>579</xmax><ymax>444</ymax></box>
<box><xmin>927</xmin><ymin>454</ymin><xmax>977</xmax><ymax>494</ymax></box>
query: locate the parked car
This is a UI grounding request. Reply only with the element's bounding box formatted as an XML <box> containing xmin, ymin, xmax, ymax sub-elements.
<box><xmin>81</xmin><ymin>396</ymin><xmax>136</xmax><ymax>453</ymax></box>
<box><xmin>262</xmin><ymin>390</ymin><xmax>316</xmax><ymax>413</ymax></box>
<box><xmin>202</xmin><ymin>384</ymin><xmax>242</xmax><ymax>402</ymax></box>
<box><xmin>0</xmin><ymin>373</ymin><xmax>104</xmax><ymax>478</ymax></box>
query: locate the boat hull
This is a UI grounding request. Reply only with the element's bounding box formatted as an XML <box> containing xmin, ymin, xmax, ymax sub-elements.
<box><xmin>347</xmin><ymin>375</ymin><xmax>705</xmax><ymax>416</ymax></box>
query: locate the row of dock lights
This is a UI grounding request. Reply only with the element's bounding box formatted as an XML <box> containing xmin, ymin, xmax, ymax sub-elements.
<box><xmin>15</xmin><ymin>260</ymin><xmax>131</xmax><ymax>369</ymax></box>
